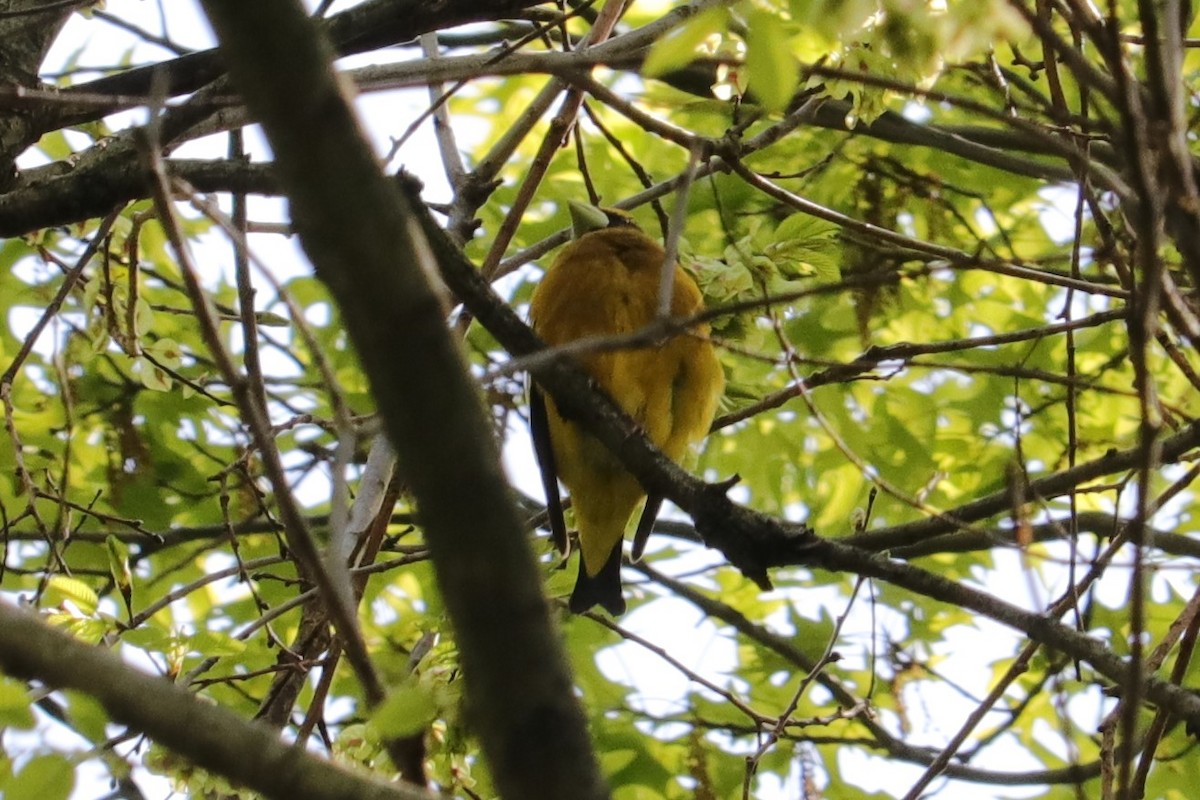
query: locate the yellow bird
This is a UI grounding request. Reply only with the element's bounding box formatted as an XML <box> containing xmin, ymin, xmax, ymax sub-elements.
<box><xmin>529</xmin><ymin>202</ymin><xmax>724</xmax><ymax>615</ymax></box>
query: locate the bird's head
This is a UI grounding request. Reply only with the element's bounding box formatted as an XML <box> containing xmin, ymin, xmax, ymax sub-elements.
<box><xmin>568</xmin><ymin>201</ymin><xmax>641</xmax><ymax>239</ymax></box>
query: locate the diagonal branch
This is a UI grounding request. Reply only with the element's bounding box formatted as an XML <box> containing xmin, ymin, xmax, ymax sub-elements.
<box><xmin>42</xmin><ymin>0</ymin><xmax>547</xmax><ymax>129</ymax></box>
<box><xmin>0</xmin><ymin>600</ymin><xmax>433</xmax><ymax>800</ymax></box>
<box><xmin>402</xmin><ymin>173</ymin><xmax>1200</xmax><ymax>731</ymax></box>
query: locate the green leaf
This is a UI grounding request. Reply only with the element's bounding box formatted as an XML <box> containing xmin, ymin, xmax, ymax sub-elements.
<box><xmin>745</xmin><ymin>10</ymin><xmax>798</xmax><ymax>112</ymax></box>
<box><xmin>187</xmin><ymin>629</ymin><xmax>246</xmax><ymax>658</ymax></box>
<box><xmin>370</xmin><ymin>682</ymin><xmax>438</xmax><ymax>739</ymax></box>
<box><xmin>64</xmin><ymin>691</ymin><xmax>111</xmax><ymax>744</ymax></box>
<box><xmin>133</xmin><ymin>297</ymin><xmax>155</xmax><ymax>335</ymax></box>
<box><xmin>44</xmin><ymin>576</ymin><xmax>99</xmax><ymax>616</ymax></box>
<box><xmin>34</xmin><ymin>131</ymin><xmax>73</xmax><ymax>161</ymax></box>
<box><xmin>120</xmin><ymin>621</ymin><xmax>174</xmax><ymax>652</ymax></box>
<box><xmin>106</xmin><ymin>535</ymin><xmax>132</xmax><ymax>591</ymax></box>
<box><xmin>135</xmin><ymin>356</ymin><xmax>172</xmax><ymax>391</ymax></box>
<box><xmin>7</xmin><ymin>754</ymin><xmax>75</xmax><ymax>800</ymax></box>
<box><xmin>144</xmin><ymin>337</ymin><xmax>183</xmax><ymax>369</ymax></box>
<box><xmin>642</xmin><ymin>8</ymin><xmax>725</xmax><ymax>78</ymax></box>
<box><xmin>0</xmin><ymin>678</ymin><xmax>36</xmax><ymax>729</ymax></box>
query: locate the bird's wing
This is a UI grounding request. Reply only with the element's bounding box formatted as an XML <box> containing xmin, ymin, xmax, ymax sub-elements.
<box><xmin>630</xmin><ymin>494</ymin><xmax>663</xmax><ymax>562</ymax></box>
<box><xmin>529</xmin><ymin>386</ymin><xmax>569</xmax><ymax>555</ymax></box>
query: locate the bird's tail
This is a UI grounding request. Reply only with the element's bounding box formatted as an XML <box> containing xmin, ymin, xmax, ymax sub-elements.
<box><xmin>569</xmin><ymin>542</ymin><xmax>625</xmax><ymax>615</ymax></box>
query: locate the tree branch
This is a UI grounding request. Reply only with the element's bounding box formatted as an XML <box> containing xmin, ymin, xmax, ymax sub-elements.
<box><xmin>0</xmin><ymin>157</ymin><xmax>277</xmax><ymax>236</ymax></box>
<box><xmin>0</xmin><ymin>600</ymin><xmax>432</xmax><ymax>800</ymax></box>
<box><xmin>41</xmin><ymin>0</ymin><xmax>546</xmax><ymax>129</ymax></box>
<box><xmin>197</xmin><ymin>1</ymin><xmax>608</xmax><ymax>798</ymax></box>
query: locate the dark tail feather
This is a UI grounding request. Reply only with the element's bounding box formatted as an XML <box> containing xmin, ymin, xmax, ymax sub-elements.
<box><xmin>569</xmin><ymin>543</ymin><xmax>625</xmax><ymax>615</ymax></box>
<box><xmin>630</xmin><ymin>494</ymin><xmax>663</xmax><ymax>562</ymax></box>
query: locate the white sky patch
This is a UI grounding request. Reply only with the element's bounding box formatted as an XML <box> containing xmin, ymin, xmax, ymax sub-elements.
<box><xmin>1037</xmin><ymin>184</ymin><xmax>1088</xmax><ymax>244</ymax></box>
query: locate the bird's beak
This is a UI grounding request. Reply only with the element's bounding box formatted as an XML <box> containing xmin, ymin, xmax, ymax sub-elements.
<box><xmin>568</xmin><ymin>201</ymin><xmax>610</xmax><ymax>239</ymax></box>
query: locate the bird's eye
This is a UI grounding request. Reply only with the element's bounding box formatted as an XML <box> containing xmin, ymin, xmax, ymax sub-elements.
<box><xmin>605</xmin><ymin>211</ymin><xmax>638</xmax><ymax>229</ymax></box>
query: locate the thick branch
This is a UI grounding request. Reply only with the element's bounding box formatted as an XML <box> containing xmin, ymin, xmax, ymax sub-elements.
<box><xmin>0</xmin><ymin>600</ymin><xmax>430</xmax><ymax>800</ymax></box>
<box><xmin>0</xmin><ymin>0</ymin><xmax>80</xmax><ymax>188</ymax></box>
<box><xmin>44</xmin><ymin>0</ymin><xmax>545</xmax><ymax>129</ymax></box>
<box><xmin>197</xmin><ymin>2</ymin><xmax>607</xmax><ymax>799</ymax></box>
<box><xmin>0</xmin><ymin>157</ymin><xmax>277</xmax><ymax>236</ymax></box>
